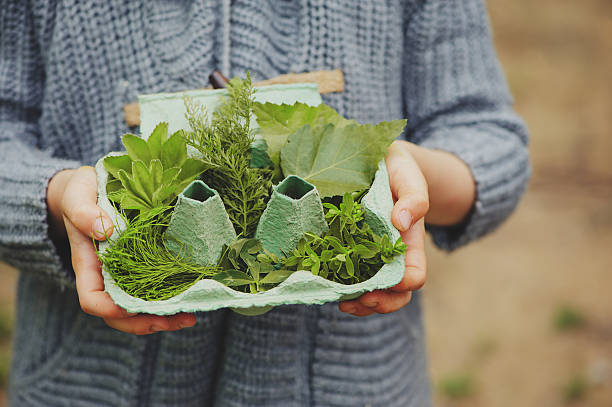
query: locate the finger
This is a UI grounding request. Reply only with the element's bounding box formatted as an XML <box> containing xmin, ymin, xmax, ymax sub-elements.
<box><xmin>338</xmin><ymin>301</ymin><xmax>375</xmax><ymax>317</ymax></box>
<box><xmin>165</xmin><ymin>313</ymin><xmax>197</xmax><ymax>331</ymax></box>
<box><xmin>357</xmin><ymin>289</ymin><xmax>413</xmax><ymax>314</ymax></box>
<box><xmin>104</xmin><ymin>313</ymin><xmax>196</xmax><ymax>335</ymax></box>
<box><xmin>64</xmin><ymin>217</ymin><xmax>133</xmax><ymax>319</ymax></box>
<box><xmin>385</xmin><ymin>141</ymin><xmax>429</xmax><ymax>232</ymax></box>
<box><xmin>391</xmin><ymin>219</ymin><xmax>427</xmax><ymax>292</ymax></box>
<box><xmin>62</xmin><ymin>166</ymin><xmax>114</xmax><ymax>241</ymax></box>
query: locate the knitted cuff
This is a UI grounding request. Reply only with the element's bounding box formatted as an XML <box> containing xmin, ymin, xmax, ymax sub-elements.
<box><xmin>0</xmin><ymin>151</ymin><xmax>81</xmax><ymax>287</ymax></box>
<box><xmin>418</xmin><ymin>124</ymin><xmax>530</xmax><ymax>251</ymax></box>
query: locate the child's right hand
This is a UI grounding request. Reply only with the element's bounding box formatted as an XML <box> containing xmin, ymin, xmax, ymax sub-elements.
<box><xmin>46</xmin><ymin>166</ymin><xmax>196</xmax><ymax>334</ymax></box>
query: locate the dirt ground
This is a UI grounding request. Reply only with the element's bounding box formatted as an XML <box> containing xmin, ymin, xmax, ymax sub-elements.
<box><xmin>0</xmin><ymin>1</ymin><xmax>610</xmax><ymax>406</ymax></box>
<box><xmin>426</xmin><ymin>0</ymin><xmax>612</xmax><ymax>406</ymax></box>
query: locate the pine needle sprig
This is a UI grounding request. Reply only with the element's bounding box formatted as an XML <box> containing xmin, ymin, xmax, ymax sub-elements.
<box><xmin>182</xmin><ymin>73</ymin><xmax>273</xmax><ymax>237</ymax></box>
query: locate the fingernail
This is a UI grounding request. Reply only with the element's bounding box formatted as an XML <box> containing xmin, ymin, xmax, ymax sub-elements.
<box><xmin>93</xmin><ymin>218</ymin><xmax>110</xmax><ymax>239</ymax></box>
<box><xmin>151</xmin><ymin>324</ymin><xmax>165</xmax><ymax>333</ymax></box>
<box><xmin>362</xmin><ymin>300</ymin><xmax>378</xmax><ymax>308</ymax></box>
<box><xmin>180</xmin><ymin>318</ymin><xmax>195</xmax><ymax>329</ymax></box>
<box><xmin>123</xmin><ymin>310</ymin><xmax>137</xmax><ymax>317</ymax></box>
<box><xmin>399</xmin><ymin>209</ymin><xmax>412</xmax><ymax>231</ymax></box>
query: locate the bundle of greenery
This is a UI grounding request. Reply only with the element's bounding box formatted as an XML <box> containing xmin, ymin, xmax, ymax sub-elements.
<box><xmin>98</xmin><ymin>75</ymin><xmax>407</xmax><ymax>301</ymax></box>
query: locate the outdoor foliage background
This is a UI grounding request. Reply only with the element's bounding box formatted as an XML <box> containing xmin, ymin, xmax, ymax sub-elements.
<box><xmin>0</xmin><ymin>0</ymin><xmax>610</xmax><ymax>405</ymax></box>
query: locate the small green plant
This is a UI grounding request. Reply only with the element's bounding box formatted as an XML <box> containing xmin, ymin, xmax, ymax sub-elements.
<box><xmin>280</xmin><ymin>193</ymin><xmax>406</xmax><ymax>284</ymax></box>
<box><xmin>99</xmin><ymin>206</ymin><xmax>221</xmax><ymax>301</ymax></box>
<box><xmin>562</xmin><ymin>374</ymin><xmax>588</xmax><ymax>403</ymax></box>
<box><xmin>554</xmin><ymin>305</ymin><xmax>586</xmax><ymax>331</ymax></box>
<box><xmin>182</xmin><ymin>74</ymin><xmax>273</xmax><ymax>237</ymax></box>
<box><xmin>104</xmin><ymin>123</ymin><xmax>208</xmax><ymax>215</ymax></box>
<box><xmin>255</xmin><ymin>101</ymin><xmax>406</xmax><ymax>197</ymax></box>
<box><xmin>438</xmin><ymin>373</ymin><xmax>476</xmax><ymax>399</ymax></box>
<box><xmin>99</xmin><ymin>73</ymin><xmax>407</xmax><ymax>303</ymax></box>
<box><xmin>214</xmin><ymin>239</ymin><xmax>296</xmax><ymax>293</ymax></box>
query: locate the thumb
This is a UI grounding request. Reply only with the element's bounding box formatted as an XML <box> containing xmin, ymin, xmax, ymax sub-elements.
<box><xmin>385</xmin><ymin>141</ymin><xmax>429</xmax><ymax>232</ymax></box>
<box><xmin>61</xmin><ymin>166</ymin><xmax>114</xmax><ymax>240</ymax></box>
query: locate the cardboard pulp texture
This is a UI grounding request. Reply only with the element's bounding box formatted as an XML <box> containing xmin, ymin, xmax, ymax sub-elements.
<box><xmin>255</xmin><ymin>176</ymin><xmax>328</xmax><ymax>258</ymax></box>
<box><xmin>96</xmin><ymin>84</ymin><xmax>405</xmax><ymax>315</ymax></box>
<box><xmin>164</xmin><ymin>181</ymin><xmax>237</xmax><ymax>265</ymax></box>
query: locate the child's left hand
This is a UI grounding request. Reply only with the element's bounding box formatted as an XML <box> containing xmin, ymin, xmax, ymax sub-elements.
<box><xmin>339</xmin><ymin>141</ymin><xmax>428</xmax><ymax>316</ymax></box>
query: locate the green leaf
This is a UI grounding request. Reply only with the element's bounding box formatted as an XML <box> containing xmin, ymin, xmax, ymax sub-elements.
<box><xmin>345</xmin><ymin>254</ymin><xmax>355</xmax><ymax>277</ymax></box>
<box><xmin>212</xmin><ymin>270</ymin><xmax>254</xmax><ymax>287</ymax></box>
<box><xmin>103</xmin><ymin>155</ymin><xmax>132</xmax><ymax>178</ymax></box>
<box><xmin>249</xmin><ymin>139</ymin><xmax>274</xmax><ymax>169</ymax></box>
<box><xmin>149</xmin><ymin>159</ymin><xmax>163</xmax><ymax>190</ymax></box>
<box><xmin>106</xmin><ymin>177</ymin><xmax>124</xmax><ymax>194</ymax></box>
<box><xmin>260</xmin><ymin>269</ymin><xmax>295</xmax><ymax>285</ymax></box>
<box><xmin>177</xmin><ymin>158</ymin><xmax>209</xmax><ymax>182</ymax></box>
<box><xmin>161</xmin><ymin>167</ymin><xmax>181</xmax><ymax>186</ymax></box>
<box><xmin>147</xmin><ymin>122</ymin><xmax>169</xmax><ymax>159</ymax></box>
<box><xmin>131</xmin><ymin>161</ymin><xmax>154</xmax><ymax>203</ymax></box>
<box><xmin>280</xmin><ymin>120</ymin><xmax>405</xmax><ymax>197</ymax></box>
<box><xmin>253</xmin><ymin>102</ymin><xmax>356</xmax><ymax>167</ymax></box>
<box><xmin>117</xmin><ymin>169</ymin><xmax>149</xmax><ymax>206</ymax></box>
<box><xmin>153</xmin><ymin>184</ymin><xmax>177</xmax><ymax>205</ymax></box>
<box><xmin>161</xmin><ymin>132</ymin><xmax>188</xmax><ymax>169</ymax></box>
<box><xmin>324</xmin><ymin>235</ymin><xmax>345</xmax><ymax>253</ymax></box>
<box><xmin>120</xmin><ymin>192</ymin><xmax>151</xmax><ymax>211</ymax></box>
<box><xmin>122</xmin><ymin>134</ymin><xmax>152</xmax><ymax>164</ymax></box>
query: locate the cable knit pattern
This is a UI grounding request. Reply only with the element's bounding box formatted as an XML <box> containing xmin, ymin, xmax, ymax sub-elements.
<box><xmin>1</xmin><ymin>0</ymin><xmax>529</xmax><ymax>406</ymax></box>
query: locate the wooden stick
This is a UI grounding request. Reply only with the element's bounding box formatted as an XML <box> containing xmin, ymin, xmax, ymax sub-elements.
<box><xmin>124</xmin><ymin>69</ymin><xmax>344</xmax><ymax>127</ymax></box>
<box><xmin>253</xmin><ymin>69</ymin><xmax>344</xmax><ymax>94</ymax></box>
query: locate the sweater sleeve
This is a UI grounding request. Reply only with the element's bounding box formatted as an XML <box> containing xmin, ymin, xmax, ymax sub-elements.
<box><xmin>0</xmin><ymin>3</ymin><xmax>80</xmax><ymax>286</ymax></box>
<box><xmin>402</xmin><ymin>0</ymin><xmax>530</xmax><ymax>251</ymax></box>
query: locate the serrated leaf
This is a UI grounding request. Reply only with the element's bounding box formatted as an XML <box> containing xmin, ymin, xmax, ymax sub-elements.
<box><xmin>122</xmin><ymin>134</ymin><xmax>152</xmax><ymax>164</ymax></box>
<box><xmin>147</xmin><ymin>122</ymin><xmax>168</xmax><ymax>159</ymax></box>
<box><xmin>253</xmin><ymin>102</ymin><xmax>356</xmax><ymax>167</ymax></box>
<box><xmin>161</xmin><ymin>132</ymin><xmax>187</xmax><ymax>169</ymax></box>
<box><xmin>280</xmin><ymin>120</ymin><xmax>405</xmax><ymax>197</ymax></box>
<box><xmin>103</xmin><ymin>155</ymin><xmax>132</xmax><ymax>178</ymax></box>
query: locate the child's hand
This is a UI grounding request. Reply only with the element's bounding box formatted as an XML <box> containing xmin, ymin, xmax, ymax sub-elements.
<box><xmin>47</xmin><ymin>166</ymin><xmax>196</xmax><ymax>334</ymax></box>
<box><xmin>339</xmin><ymin>141</ymin><xmax>428</xmax><ymax>316</ymax></box>
<box><xmin>339</xmin><ymin>138</ymin><xmax>476</xmax><ymax>316</ymax></box>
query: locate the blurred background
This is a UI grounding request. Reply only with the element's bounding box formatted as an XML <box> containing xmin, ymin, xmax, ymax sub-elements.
<box><xmin>426</xmin><ymin>0</ymin><xmax>612</xmax><ymax>406</ymax></box>
<box><xmin>0</xmin><ymin>0</ymin><xmax>610</xmax><ymax>405</ymax></box>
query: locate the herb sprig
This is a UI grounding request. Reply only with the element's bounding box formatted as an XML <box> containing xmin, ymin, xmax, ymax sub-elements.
<box><xmin>208</xmin><ymin>193</ymin><xmax>406</xmax><ymax>289</ymax></box>
<box><xmin>181</xmin><ymin>74</ymin><xmax>273</xmax><ymax>237</ymax></box>
<box><xmin>98</xmin><ymin>206</ymin><xmax>220</xmax><ymax>301</ymax></box>
<box><xmin>281</xmin><ymin>193</ymin><xmax>406</xmax><ymax>284</ymax></box>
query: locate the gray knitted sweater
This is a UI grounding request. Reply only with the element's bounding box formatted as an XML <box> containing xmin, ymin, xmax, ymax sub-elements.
<box><xmin>0</xmin><ymin>1</ymin><xmax>529</xmax><ymax>406</ymax></box>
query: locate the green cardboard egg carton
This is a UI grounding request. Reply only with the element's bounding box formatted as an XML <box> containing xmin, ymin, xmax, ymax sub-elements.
<box><xmin>96</xmin><ymin>81</ymin><xmax>406</xmax><ymax>316</ymax></box>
